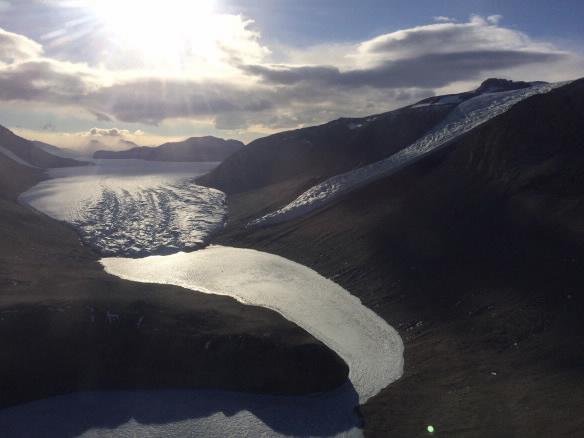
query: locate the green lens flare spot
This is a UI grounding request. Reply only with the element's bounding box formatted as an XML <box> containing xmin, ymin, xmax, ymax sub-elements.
<box><xmin>427</xmin><ymin>425</ymin><xmax>435</xmax><ymax>433</ymax></box>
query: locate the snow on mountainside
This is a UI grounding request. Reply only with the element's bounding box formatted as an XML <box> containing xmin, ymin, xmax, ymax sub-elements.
<box><xmin>197</xmin><ymin>103</ymin><xmax>452</xmax><ymax>195</ymax></box>
<box><xmin>250</xmin><ymin>81</ymin><xmax>569</xmax><ymax>227</ymax></box>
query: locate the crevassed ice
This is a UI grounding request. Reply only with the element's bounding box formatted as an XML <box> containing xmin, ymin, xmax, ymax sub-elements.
<box><xmin>20</xmin><ymin>160</ymin><xmax>226</xmax><ymax>257</ymax></box>
<box><xmin>101</xmin><ymin>245</ymin><xmax>404</xmax><ymax>403</ymax></box>
<box><xmin>250</xmin><ymin>82</ymin><xmax>569</xmax><ymax>227</ymax></box>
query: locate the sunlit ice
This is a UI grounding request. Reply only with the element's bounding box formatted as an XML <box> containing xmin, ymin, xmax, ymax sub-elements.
<box><xmin>89</xmin><ymin>0</ymin><xmax>226</xmax><ymax>71</ymax></box>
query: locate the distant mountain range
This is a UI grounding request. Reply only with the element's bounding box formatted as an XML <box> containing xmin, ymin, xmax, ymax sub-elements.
<box><xmin>32</xmin><ymin>140</ymin><xmax>88</xmax><ymax>160</ymax></box>
<box><xmin>93</xmin><ymin>136</ymin><xmax>244</xmax><ymax>162</ymax></box>
<box><xmin>0</xmin><ymin>125</ymin><xmax>89</xmax><ymax>169</ymax></box>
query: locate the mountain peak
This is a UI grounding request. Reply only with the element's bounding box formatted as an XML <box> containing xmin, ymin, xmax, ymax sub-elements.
<box><xmin>476</xmin><ymin>78</ymin><xmax>536</xmax><ymax>94</ymax></box>
<box><xmin>94</xmin><ymin>136</ymin><xmax>243</xmax><ymax>162</ymax></box>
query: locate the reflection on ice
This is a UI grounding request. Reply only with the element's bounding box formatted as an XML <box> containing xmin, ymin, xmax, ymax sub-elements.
<box><xmin>102</xmin><ymin>246</ymin><xmax>404</xmax><ymax>403</ymax></box>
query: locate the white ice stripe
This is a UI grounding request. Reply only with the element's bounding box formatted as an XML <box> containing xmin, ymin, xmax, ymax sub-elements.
<box><xmin>0</xmin><ymin>144</ymin><xmax>37</xmax><ymax>168</ymax></box>
<box><xmin>250</xmin><ymin>82</ymin><xmax>570</xmax><ymax>227</ymax></box>
<box><xmin>101</xmin><ymin>245</ymin><xmax>405</xmax><ymax>403</ymax></box>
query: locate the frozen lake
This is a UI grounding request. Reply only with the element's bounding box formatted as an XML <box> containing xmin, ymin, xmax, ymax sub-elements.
<box><xmin>0</xmin><ymin>387</ymin><xmax>362</xmax><ymax>437</ymax></box>
<box><xmin>102</xmin><ymin>246</ymin><xmax>404</xmax><ymax>403</ymax></box>
<box><xmin>20</xmin><ymin>160</ymin><xmax>226</xmax><ymax>256</ymax></box>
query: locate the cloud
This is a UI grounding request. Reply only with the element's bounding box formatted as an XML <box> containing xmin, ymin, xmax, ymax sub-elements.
<box><xmin>358</xmin><ymin>15</ymin><xmax>553</xmax><ymax>58</ymax></box>
<box><xmin>243</xmin><ymin>50</ymin><xmax>563</xmax><ymax>90</ymax></box>
<box><xmin>42</xmin><ymin>122</ymin><xmax>56</xmax><ymax>131</ymax></box>
<box><xmin>88</xmin><ymin>78</ymin><xmax>274</xmax><ymax>125</ymax></box>
<box><xmin>433</xmin><ymin>16</ymin><xmax>456</xmax><ymax>23</ymax></box>
<box><xmin>0</xmin><ymin>59</ymin><xmax>96</xmax><ymax>101</ymax></box>
<box><xmin>87</xmin><ymin>127</ymin><xmax>130</xmax><ymax>137</ymax></box>
<box><xmin>487</xmin><ymin>15</ymin><xmax>503</xmax><ymax>25</ymax></box>
<box><xmin>242</xmin><ymin>15</ymin><xmax>572</xmax><ymax>92</ymax></box>
<box><xmin>0</xmin><ymin>14</ymin><xmax>581</xmax><ymax>135</ymax></box>
<box><xmin>90</xmin><ymin>110</ymin><xmax>113</xmax><ymax>122</ymax></box>
<box><xmin>215</xmin><ymin>112</ymin><xmax>249</xmax><ymax>130</ymax></box>
<box><xmin>0</xmin><ymin>27</ymin><xmax>43</xmax><ymax>64</ymax></box>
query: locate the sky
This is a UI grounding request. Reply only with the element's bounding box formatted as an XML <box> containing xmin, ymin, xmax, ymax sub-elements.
<box><xmin>0</xmin><ymin>0</ymin><xmax>582</xmax><ymax>151</ymax></box>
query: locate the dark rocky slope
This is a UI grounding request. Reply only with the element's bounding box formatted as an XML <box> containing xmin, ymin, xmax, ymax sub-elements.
<box><xmin>213</xmin><ymin>79</ymin><xmax>584</xmax><ymax>437</ymax></box>
<box><xmin>197</xmin><ymin>79</ymin><xmax>537</xmax><ymax>198</ymax></box>
<box><xmin>32</xmin><ymin>140</ymin><xmax>85</xmax><ymax>160</ymax></box>
<box><xmin>0</xmin><ymin>125</ymin><xmax>88</xmax><ymax>168</ymax></box>
<box><xmin>197</xmin><ymin>106</ymin><xmax>453</xmax><ymax>194</ymax></box>
<box><xmin>0</xmin><ymin>153</ymin><xmax>348</xmax><ymax>417</ymax></box>
<box><xmin>94</xmin><ymin>136</ymin><xmax>243</xmax><ymax>162</ymax></box>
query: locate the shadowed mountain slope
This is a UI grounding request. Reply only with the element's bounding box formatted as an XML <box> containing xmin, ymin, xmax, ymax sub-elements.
<box><xmin>0</xmin><ymin>125</ymin><xmax>88</xmax><ymax>168</ymax></box>
<box><xmin>197</xmin><ymin>79</ymin><xmax>540</xmax><ymax>197</ymax></box>
<box><xmin>32</xmin><ymin>140</ymin><xmax>86</xmax><ymax>160</ymax></box>
<box><xmin>197</xmin><ymin>106</ymin><xmax>453</xmax><ymax>194</ymax></box>
<box><xmin>213</xmin><ymin>79</ymin><xmax>584</xmax><ymax>436</ymax></box>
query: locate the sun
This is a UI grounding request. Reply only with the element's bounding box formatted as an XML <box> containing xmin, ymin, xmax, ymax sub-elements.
<box><xmin>90</xmin><ymin>0</ymin><xmax>220</xmax><ymax>70</ymax></box>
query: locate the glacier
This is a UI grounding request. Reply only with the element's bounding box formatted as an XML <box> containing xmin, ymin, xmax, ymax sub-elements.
<box><xmin>250</xmin><ymin>81</ymin><xmax>569</xmax><ymax>227</ymax></box>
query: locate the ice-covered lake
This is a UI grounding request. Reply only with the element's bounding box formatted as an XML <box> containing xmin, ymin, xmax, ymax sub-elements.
<box><xmin>0</xmin><ymin>387</ymin><xmax>362</xmax><ymax>438</ymax></box>
<box><xmin>20</xmin><ymin>160</ymin><xmax>226</xmax><ymax>256</ymax></box>
<box><xmin>10</xmin><ymin>158</ymin><xmax>403</xmax><ymax>437</ymax></box>
<box><xmin>102</xmin><ymin>246</ymin><xmax>404</xmax><ymax>403</ymax></box>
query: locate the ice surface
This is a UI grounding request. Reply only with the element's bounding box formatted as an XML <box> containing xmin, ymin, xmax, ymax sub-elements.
<box><xmin>251</xmin><ymin>82</ymin><xmax>569</xmax><ymax>227</ymax></box>
<box><xmin>20</xmin><ymin>160</ymin><xmax>226</xmax><ymax>256</ymax></box>
<box><xmin>101</xmin><ymin>245</ymin><xmax>404</xmax><ymax>403</ymax></box>
<box><xmin>14</xmin><ymin>159</ymin><xmax>393</xmax><ymax>437</ymax></box>
<box><xmin>411</xmin><ymin>94</ymin><xmax>465</xmax><ymax>108</ymax></box>
<box><xmin>0</xmin><ymin>144</ymin><xmax>36</xmax><ymax>167</ymax></box>
<box><xmin>0</xmin><ymin>387</ymin><xmax>362</xmax><ymax>437</ymax></box>
<box><xmin>12</xmin><ymin>143</ymin><xmax>404</xmax><ymax>436</ymax></box>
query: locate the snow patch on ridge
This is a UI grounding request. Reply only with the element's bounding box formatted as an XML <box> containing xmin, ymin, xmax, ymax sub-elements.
<box><xmin>101</xmin><ymin>246</ymin><xmax>404</xmax><ymax>403</ymax></box>
<box><xmin>251</xmin><ymin>82</ymin><xmax>569</xmax><ymax>227</ymax></box>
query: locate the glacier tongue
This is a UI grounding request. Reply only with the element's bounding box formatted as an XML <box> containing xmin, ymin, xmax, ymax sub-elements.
<box><xmin>250</xmin><ymin>82</ymin><xmax>569</xmax><ymax>228</ymax></box>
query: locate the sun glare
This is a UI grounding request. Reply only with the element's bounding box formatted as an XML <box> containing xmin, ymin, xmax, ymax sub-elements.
<box><xmin>90</xmin><ymin>0</ymin><xmax>220</xmax><ymax>70</ymax></box>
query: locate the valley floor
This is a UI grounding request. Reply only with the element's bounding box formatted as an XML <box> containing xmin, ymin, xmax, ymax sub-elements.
<box><xmin>0</xmin><ymin>155</ymin><xmax>348</xmax><ymax>421</ymax></box>
<box><xmin>216</xmin><ymin>149</ymin><xmax>584</xmax><ymax>437</ymax></box>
